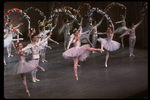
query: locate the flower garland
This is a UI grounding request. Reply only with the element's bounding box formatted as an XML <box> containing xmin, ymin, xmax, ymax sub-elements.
<box><xmin>104</xmin><ymin>2</ymin><xmax>127</xmax><ymax>19</ymax></box>
<box><xmin>88</xmin><ymin>7</ymin><xmax>114</xmax><ymax>29</ymax></box>
<box><xmin>20</xmin><ymin>7</ymin><xmax>45</xmax><ymax>21</ymax></box>
<box><xmin>4</xmin><ymin>8</ymin><xmax>30</xmax><ymax>24</ymax></box>
<box><xmin>142</xmin><ymin>2</ymin><xmax>148</xmax><ymax>18</ymax></box>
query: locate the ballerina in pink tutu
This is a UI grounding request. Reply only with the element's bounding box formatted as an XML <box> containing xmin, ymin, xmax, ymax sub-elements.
<box><xmin>12</xmin><ymin>42</ymin><xmax>45</xmax><ymax>97</ymax></box>
<box><xmin>97</xmin><ymin>20</ymin><xmax>120</xmax><ymax>67</ymax></box>
<box><xmin>62</xmin><ymin>18</ymin><xmax>104</xmax><ymax>81</ymax></box>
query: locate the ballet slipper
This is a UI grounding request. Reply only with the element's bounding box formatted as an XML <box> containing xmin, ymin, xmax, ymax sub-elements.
<box><xmin>35</xmin><ymin>78</ymin><xmax>40</xmax><ymax>82</ymax></box>
<box><xmin>105</xmin><ymin>62</ymin><xmax>107</xmax><ymax>68</ymax></box>
<box><xmin>39</xmin><ymin>67</ymin><xmax>45</xmax><ymax>71</ymax></box>
<box><xmin>26</xmin><ymin>90</ymin><xmax>30</xmax><ymax>97</ymax></box>
<box><xmin>75</xmin><ymin>76</ymin><xmax>78</xmax><ymax>81</ymax></box>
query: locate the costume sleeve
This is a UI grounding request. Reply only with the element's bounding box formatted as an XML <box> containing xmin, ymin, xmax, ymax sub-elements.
<box><xmin>38</xmin><ymin>35</ymin><xmax>50</xmax><ymax>46</ymax></box>
<box><xmin>115</xmin><ymin>20</ymin><xmax>124</xmax><ymax>24</ymax></box>
<box><xmin>96</xmin><ymin>15</ymin><xmax>105</xmax><ymax>27</ymax></box>
<box><xmin>134</xmin><ymin>19</ymin><xmax>143</xmax><ymax>29</ymax></box>
<box><xmin>67</xmin><ymin>34</ymin><xmax>74</xmax><ymax>49</ymax></box>
<box><xmin>22</xmin><ymin>44</ymin><xmax>31</xmax><ymax>52</ymax></box>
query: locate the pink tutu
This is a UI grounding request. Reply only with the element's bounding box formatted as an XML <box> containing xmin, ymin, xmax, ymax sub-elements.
<box><xmin>12</xmin><ymin>57</ymin><xmax>39</xmax><ymax>75</ymax></box>
<box><xmin>97</xmin><ymin>38</ymin><xmax>120</xmax><ymax>51</ymax></box>
<box><xmin>62</xmin><ymin>44</ymin><xmax>91</xmax><ymax>61</ymax></box>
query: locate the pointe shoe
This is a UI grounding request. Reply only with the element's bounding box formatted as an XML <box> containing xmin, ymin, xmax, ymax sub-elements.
<box><xmin>32</xmin><ymin>79</ymin><xmax>36</xmax><ymax>83</ymax></box>
<box><xmin>105</xmin><ymin>63</ymin><xmax>107</xmax><ymax>68</ymax></box>
<box><xmin>129</xmin><ymin>54</ymin><xmax>135</xmax><ymax>57</ymax></box>
<box><xmin>8</xmin><ymin>55</ymin><xmax>13</xmax><ymax>57</ymax></box>
<box><xmin>4</xmin><ymin>61</ymin><xmax>6</xmax><ymax>65</ymax></box>
<box><xmin>77</xmin><ymin>64</ymin><xmax>80</xmax><ymax>67</ymax></box>
<box><xmin>35</xmin><ymin>78</ymin><xmax>40</xmax><ymax>82</ymax></box>
<box><xmin>98</xmin><ymin>49</ymin><xmax>104</xmax><ymax>53</ymax></box>
<box><xmin>42</xmin><ymin>59</ymin><xmax>48</xmax><ymax>63</ymax></box>
<box><xmin>26</xmin><ymin>90</ymin><xmax>30</xmax><ymax>97</ymax></box>
<box><xmin>39</xmin><ymin>67</ymin><xmax>45</xmax><ymax>71</ymax></box>
<box><xmin>75</xmin><ymin>76</ymin><xmax>78</xmax><ymax>81</ymax></box>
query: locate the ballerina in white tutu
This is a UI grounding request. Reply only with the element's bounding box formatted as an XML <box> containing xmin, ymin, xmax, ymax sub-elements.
<box><xmin>12</xmin><ymin>42</ymin><xmax>45</xmax><ymax>97</ymax></box>
<box><xmin>97</xmin><ymin>20</ymin><xmax>120</xmax><ymax>67</ymax></box>
<box><xmin>62</xmin><ymin>18</ymin><xmax>103</xmax><ymax>81</ymax></box>
<box><xmin>114</xmin><ymin>15</ymin><xmax>128</xmax><ymax>48</ymax></box>
<box><xmin>4</xmin><ymin>20</ymin><xmax>23</xmax><ymax>57</ymax></box>
<box><xmin>22</xmin><ymin>31</ymin><xmax>52</xmax><ymax>82</ymax></box>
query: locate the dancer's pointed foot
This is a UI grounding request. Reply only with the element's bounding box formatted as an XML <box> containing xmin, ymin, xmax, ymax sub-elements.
<box><xmin>4</xmin><ymin>61</ymin><xmax>6</xmax><ymax>65</ymax></box>
<box><xmin>35</xmin><ymin>78</ymin><xmax>40</xmax><ymax>82</ymax></box>
<box><xmin>39</xmin><ymin>67</ymin><xmax>45</xmax><ymax>71</ymax></box>
<box><xmin>42</xmin><ymin>59</ymin><xmax>48</xmax><ymax>63</ymax></box>
<box><xmin>97</xmin><ymin>49</ymin><xmax>104</xmax><ymax>53</ymax></box>
<box><xmin>26</xmin><ymin>90</ymin><xmax>30</xmax><ymax>97</ymax></box>
<box><xmin>105</xmin><ymin>62</ymin><xmax>107</xmax><ymax>68</ymax></box>
<box><xmin>75</xmin><ymin>76</ymin><xmax>78</xmax><ymax>81</ymax></box>
<box><xmin>32</xmin><ymin>78</ymin><xmax>40</xmax><ymax>82</ymax></box>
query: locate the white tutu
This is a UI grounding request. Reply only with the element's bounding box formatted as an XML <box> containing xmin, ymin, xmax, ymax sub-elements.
<box><xmin>97</xmin><ymin>38</ymin><xmax>120</xmax><ymax>51</ymax></box>
<box><xmin>115</xmin><ymin>26</ymin><xmax>128</xmax><ymax>34</ymax></box>
<box><xmin>62</xmin><ymin>44</ymin><xmax>91</xmax><ymax>61</ymax></box>
<box><xmin>4</xmin><ymin>36</ymin><xmax>12</xmax><ymax>48</ymax></box>
<box><xmin>12</xmin><ymin>57</ymin><xmax>39</xmax><ymax>75</ymax></box>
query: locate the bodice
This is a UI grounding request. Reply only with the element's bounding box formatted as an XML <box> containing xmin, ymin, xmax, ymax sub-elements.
<box><xmin>107</xmin><ymin>33</ymin><xmax>113</xmax><ymax>42</ymax></box>
<box><xmin>74</xmin><ymin>40</ymin><xmax>81</xmax><ymax>47</ymax></box>
<box><xmin>64</xmin><ymin>24</ymin><xmax>70</xmax><ymax>34</ymax></box>
<box><xmin>121</xmin><ymin>21</ymin><xmax>126</xmax><ymax>26</ymax></box>
<box><xmin>129</xmin><ymin>28</ymin><xmax>136</xmax><ymax>39</ymax></box>
<box><xmin>19</xmin><ymin>56</ymin><xmax>26</xmax><ymax>62</ymax></box>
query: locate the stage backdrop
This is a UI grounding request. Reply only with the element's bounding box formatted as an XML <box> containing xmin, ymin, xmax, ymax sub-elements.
<box><xmin>4</xmin><ymin>1</ymin><xmax>148</xmax><ymax>48</ymax></box>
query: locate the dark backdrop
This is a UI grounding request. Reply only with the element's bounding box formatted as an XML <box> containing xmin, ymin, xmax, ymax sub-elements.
<box><xmin>4</xmin><ymin>1</ymin><xmax>148</xmax><ymax>48</ymax></box>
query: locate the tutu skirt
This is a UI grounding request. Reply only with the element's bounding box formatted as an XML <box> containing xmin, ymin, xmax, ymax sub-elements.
<box><xmin>62</xmin><ymin>44</ymin><xmax>91</xmax><ymax>61</ymax></box>
<box><xmin>115</xmin><ymin>26</ymin><xmax>127</xmax><ymax>34</ymax></box>
<box><xmin>4</xmin><ymin>36</ymin><xmax>12</xmax><ymax>48</ymax></box>
<box><xmin>12</xmin><ymin>59</ymin><xmax>39</xmax><ymax>75</ymax></box>
<box><xmin>97</xmin><ymin>38</ymin><xmax>120</xmax><ymax>51</ymax></box>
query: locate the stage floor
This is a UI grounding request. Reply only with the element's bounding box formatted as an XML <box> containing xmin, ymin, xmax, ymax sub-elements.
<box><xmin>4</xmin><ymin>41</ymin><xmax>148</xmax><ymax>99</ymax></box>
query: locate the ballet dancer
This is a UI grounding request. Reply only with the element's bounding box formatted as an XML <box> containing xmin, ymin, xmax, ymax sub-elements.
<box><xmin>90</xmin><ymin>14</ymin><xmax>105</xmax><ymax>53</ymax></box>
<box><xmin>81</xmin><ymin>15</ymin><xmax>92</xmax><ymax>43</ymax></box>
<box><xmin>4</xmin><ymin>20</ymin><xmax>23</xmax><ymax>57</ymax></box>
<box><xmin>58</xmin><ymin>18</ymin><xmax>75</xmax><ymax>50</ymax></box>
<box><xmin>12</xmin><ymin>42</ymin><xmax>45</xmax><ymax>97</ymax></box>
<box><xmin>62</xmin><ymin>18</ymin><xmax>103</xmax><ymax>81</ymax></box>
<box><xmin>97</xmin><ymin>20</ymin><xmax>120</xmax><ymax>67</ymax></box>
<box><xmin>120</xmin><ymin>17</ymin><xmax>144</xmax><ymax>57</ymax></box>
<box><xmin>38</xmin><ymin>25</ymin><xmax>58</xmax><ymax>63</ymax></box>
<box><xmin>114</xmin><ymin>15</ymin><xmax>128</xmax><ymax>48</ymax></box>
<box><xmin>22</xmin><ymin>31</ymin><xmax>52</xmax><ymax>82</ymax></box>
